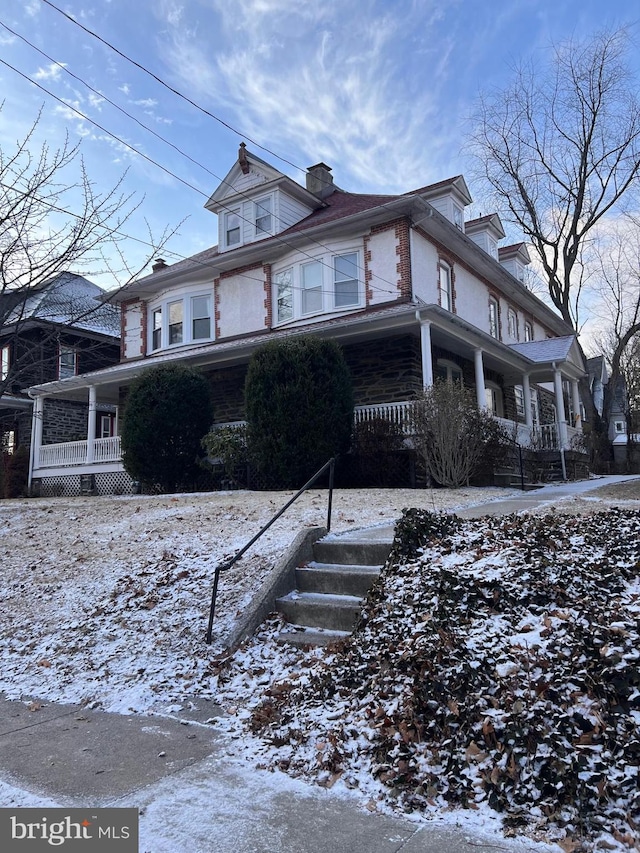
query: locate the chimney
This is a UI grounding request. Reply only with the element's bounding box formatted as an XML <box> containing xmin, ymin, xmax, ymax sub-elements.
<box><xmin>152</xmin><ymin>258</ymin><xmax>168</xmax><ymax>273</ymax></box>
<box><xmin>306</xmin><ymin>163</ymin><xmax>334</xmax><ymax>199</ymax></box>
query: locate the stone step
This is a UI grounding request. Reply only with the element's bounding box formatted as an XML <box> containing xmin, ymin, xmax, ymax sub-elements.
<box><xmin>276</xmin><ymin>627</ymin><xmax>351</xmax><ymax>648</ymax></box>
<box><xmin>296</xmin><ymin>562</ymin><xmax>380</xmax><ymax>596</ymax></box>
<box><xmin>276</xmin><ymin>591</ymin><xmax>363</xmax><ymax>632</ymax></box>
<box><xmin>312</xmin><ymin>538</ymin><xmax>391</xmax><ymax>567</ymax></box>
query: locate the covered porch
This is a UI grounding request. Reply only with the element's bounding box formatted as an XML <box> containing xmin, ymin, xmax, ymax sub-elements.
<box><xmin>26</xmin><ymin>302</ymin><xmax>588</xmax><ymax>494</ymax></box>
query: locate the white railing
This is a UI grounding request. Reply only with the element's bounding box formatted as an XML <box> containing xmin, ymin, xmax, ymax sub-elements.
<box><xmin>533</xmin><ymin>423</ymin><xmax>560</xmax><ymax>450</ymax></box>
<box><xmin>494</xmin><ymin>417</ymin><xmax>532</xmax><ymax>446</ymax></box>
<box><xmin>38</xmin><ymin>436</ymin><xmax>122</xmax><ymax>469</ymax></box>
<box><xmin>354</xmin><ymin>401</ymin><xmax>413</xmax><ymax>434</ymax></box>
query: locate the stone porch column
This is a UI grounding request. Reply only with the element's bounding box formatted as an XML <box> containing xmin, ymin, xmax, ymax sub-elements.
<box><xmin>87</xmin><ymin>386</ymin><xmax>97</xmax><ymax>463</ymax></box>
<box><xmin>571</xmin><ymin>379</ymin><xmax>581</xmax><ymax>428</ymax></box>
<box><xmin>522</xmin><ymin>373</ymin><xmax>533</xmax><ymax>429</ymax></box>
<box><xmin>28</xmin><ymin>394</ymin><xmax>45</xmax><ymax>490</ymax></box>
<box><xmin>418</xmin><ymin>318</ymin><xmax>433</xmax><ymax>388</ymax></box>
<box><xmin>553</xmin><ymin>366</ymin><xmax>568</xmax><ymax>448</ymax></box>
<box><xmin>474</xmin><ymin>349</ymin><xmax>486</xmax><ymax>409</ymax></box>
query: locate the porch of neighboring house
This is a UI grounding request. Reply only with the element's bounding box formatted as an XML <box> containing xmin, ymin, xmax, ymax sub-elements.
<box><xmin>26</xmin><ymin>305</ymin><xmax>589</xmax><ymax>496</ymax></box>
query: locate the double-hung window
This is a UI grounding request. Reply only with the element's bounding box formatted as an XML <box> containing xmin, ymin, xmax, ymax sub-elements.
<box><xmin>58</xmin><ymin>346</ymin><xmax>77</xmax><ymax>379</ymax></box>
<box><xmin>334</xmin><ymin>253</ymin><xmax>359</xmax><ymax>307</ymax></box>
<box><xmin>168</xmin><ymin>301</ymin><xmax>183</xmax><ymax>345</ymax></box>
<box><xmin>225</xmin><ymin>209</ymin><xmax>241</xmax><ymax>247</ymax></box>
<box><xmin>488</xmin><ymin>297</ymin><xmax>500</xmax><ymax>339</ymax></box>
<box><xmin>152</xmin><ymin>308</ymin><xmax>162</xmax><ymax>350</ymax></box>
<box><xmin>255</xmin><ymin>196</ymin><xmax>272</xmax><ymax>235</ymax></box>
<box><xmin>1</xmin><ymin>344</ymin><xmax>9</xmax><ymax>381</ymax></box>
<box><xmin>191</xmin><ymin>295</ymin><xmax>211</xmax><ymax>340</ymax></box>
<box><xmin>514</xmin><ymin>385</ymin><xmax>525</xmax><ymax>420</ymax></box>
<box><xmin>275</xmin><ymin>268</ymin><xmax>293</xmax><ymax>323</ymax></box>
<box><xmin>438</xmin><ymin>262</ymin><xmax>452</xmax><ymax>312</ymax></box>
<box><xmin>507</xmin><ymin>308</ymin><xmax>518</xmax><ymax>340</ymax></box>
<box><xmin>301</xmin><ymin>261</ymin><xmax>323</xmax><ymax>315</ymax></box>
<box><xmin>524</xmin><ymin>321</ymin><xmax>533</xmax><ymax>342</ymax></box>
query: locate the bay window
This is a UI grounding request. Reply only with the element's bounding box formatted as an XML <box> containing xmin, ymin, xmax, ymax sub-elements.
<box><xmin>273</xmin><ymin>249</ymin><xmax>362</xmax><ymax>324</ymax></box>
<box><xmin>149</xmin><ymin>290</ymin><xmax>213</xmax><ymax>352</ymax></box>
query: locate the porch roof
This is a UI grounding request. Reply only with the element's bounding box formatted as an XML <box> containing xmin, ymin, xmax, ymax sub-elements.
<box><xmin>27</xmin><ymin>301</ymin><xmax>584</xmax><ymax>405</ymax></box>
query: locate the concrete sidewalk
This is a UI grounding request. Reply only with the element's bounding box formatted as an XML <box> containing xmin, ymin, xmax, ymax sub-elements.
<box><xmin>0</xmin><ymin>694</ymin><xmax>556</xmax><ymax>852</ymax></box>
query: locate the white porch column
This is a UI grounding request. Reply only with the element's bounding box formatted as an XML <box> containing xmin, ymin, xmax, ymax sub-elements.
<box><xmin>418</xmin><ymin>318</ymin><xmax>433</xmax><ymax>388</ymax></box>
<box><xmin>87</xmin><ymin>386</ymin><xmax>97</xmax><ymax>463</ymax></box>
<box><xmin>28</xmin><ymin>394</ymin><xmax>44</xmax><ymax>490</ymax></box>
<box><xmin>522</xmin><ymin>373</ymin><xmax>533</xmax><ymax>429</ymax></box>
<box><xmin>553</xmin><ymin>366</ymin><xmax>569</xmax><ymax>448</ymax></box>
<box><xmin>571</xmin><ymin>379</ymin><xmax>581</xmax><ymax>428</ymax></box>
<box><xmin>474</xmin><ymin>349</ymin><xmax>486</xmax><ymax>409</ymax></box>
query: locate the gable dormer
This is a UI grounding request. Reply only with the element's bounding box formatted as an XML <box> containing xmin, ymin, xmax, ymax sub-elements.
<box><xmin>204</xmin><ymin>143</ymin><xmax>326</xmax><ymax>252</ymax></box>
<box><xmin>465</xmin><ymin>213</ymin><xmax>505</xmax><ymax>260</ymax></box>
<box><xmin>417</xmin><ymin>175</ymin><xmax>472</xmax><ymax>231</ymax></box>
<box><xmin>498</xmin><ymin>242</ymin><xmax>531</xmax><ymax>284</ymax></box>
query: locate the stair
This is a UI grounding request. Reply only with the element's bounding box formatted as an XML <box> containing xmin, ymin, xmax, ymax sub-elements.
<box><xmin>275</xmin><ymin>535</ymin><xmax>391</xmax><ymax>647</ymax></box>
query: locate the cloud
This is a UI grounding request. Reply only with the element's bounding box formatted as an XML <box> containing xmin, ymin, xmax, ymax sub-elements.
<box><xmin>157</xmin><ymin>0</ymin><xmax>461</xmax><ymax>191</ymax></box>
<box><xmin>119</xmin><ymin>83</ymin><xmax>131</xmax><ymax>95</ymax></box>
<box><xmin>133</xmin><ymin>98</ymin><xmax>159</xmax><ymax>109</ymax></box>
<box><xmin>33</xmin><ymin>62</ymin><xmax>67</xmax><ymax>82</ymax></box>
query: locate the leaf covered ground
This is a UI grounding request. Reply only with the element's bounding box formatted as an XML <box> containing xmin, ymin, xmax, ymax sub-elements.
<box><xmin>237</xmin><ymin>508</ymin><xmax>640</xmax><ymax>852</ymax></box>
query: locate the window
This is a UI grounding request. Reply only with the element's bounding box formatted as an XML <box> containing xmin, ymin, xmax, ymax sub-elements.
<box><xmin>524</xmin><ymin>321</ymin><xmax>533</xmax><ymax>342</ymax></box>
<box><xmin>488</xmin><ymin>238</ymin><xmax>498</xmax><ymax>259</ymax></box>
<box><xmin>58</xmin><ymin>346</ymin><xmax>77</xmax><ymax>379</ymax></box>
<box><xmin>149</xmin><ymin>291</ymin><xmax>213</xmax><ymax>352</ymax></box>
<box><xmin>438</xmin><ymin>262</ymin><xmax>452</xmax><ymax>311</ymax></box>
<box><xmin>453</xmin><ymin>206</ymin><xmax>464</xmax><ymax>231</ymax></box>
<box><xmin>615</xmin><ymin>421</ymin><xmax>626</xmax><ymax>434</ymax></box>
<box><xmin>275</xmin><ymin>268</ymin><xmax>294</xmax><ymax>322</ymax></box>
<box><xmin>152</xmin><ymin>308</ymin><xmax>162</xmax><ymax>350</ymax></box>
<box><xmin>1</xmin><ymin>344</ymin><xmax>9</xmax><ymax>381</ymax></box>
<box><xmin>485</xmin><ymin>382</ymin><xmax>504</xmax><ymax>417</ymax></box>
<box><xmin>514</xmin><ymin>385</ymin><xmax>525</xmax><ymax>419</ymax></box>
<box><xmin>255</xmin><ymin>196</ymin><xmax>272</xmax><ymax>235</ymax></box>
<box><xmin>435</xmin><ymin>359</ymin><xmax>463</xmax><ymax>384</ymax></box>
<box><xmin>488</xmin><ymin>297</ymin><xmax>500</xmax><ymax>339</ymax></box>
<box><xmin>98</xmin><ymin>414</ymin><xmax>114</xmax><ymax>439</ymax></box>
<box><xmin>507</xmin><ymin>308</ymin><xmax>518</xmax><ymax>340</ymax></box>
<box><xmin>225</xmin><ymin>209</ymin><xmax>241</xmax><ymax>247</ymax></box>
<box><xmin>191</xmin><ymin>295</ymin><xmax>211</xmax><ymax>340</ymax></box>
<box><xmin>334</xmin><ymin>253</ymin><xmax>359</xmax><ymax>307</ymax></box>
<box><xmin>531</xmin><ymin>389</ymin><xmax>540</xmax><ymax>427</ymax></box>
<box><xmin>272</xmin><ymin>250</ymin><xmax>362</xmax><ymax>323</ymax></box>
<box><xmin>168</xmin><ymin>301</ymin><xmax>183</xmax><ymax>345</ymax></box>
<box><xmin>301</xmin><ymin>261</ymin><xmax>323</xmax><ymax>315</ymax></box>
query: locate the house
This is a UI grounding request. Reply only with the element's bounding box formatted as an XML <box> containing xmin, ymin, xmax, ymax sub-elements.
<box><xmin>588</xmin><ymin>356</ymin><xmax>638</xmax><ymax>471</ymax></box>
<box><xmin>26</xmin><ymin>145</ymin><xmax>587</xmax><ymax>496</ymax></box>
<box><xmin>0</xmin><ymin>272</ymin><xmax>120</xmax><ymax>461</ymax></box>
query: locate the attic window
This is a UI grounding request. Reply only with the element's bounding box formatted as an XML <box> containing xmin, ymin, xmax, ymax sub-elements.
<box><xmin>58</xmin><ymin>346</ymin><xmax>77</xmax><ymax>379</ymax></box>
<box><xmin>225</xmin><ymin>209</ymin><xmax>241</xmax><ymax>247</ymax></box>
<box><xmin>453</xmin><ymin>205</ymin><xmax>463</xmax><ymax>230</ymax></box>
<box><xmin>255</xmin><ymin>196</ymin><xmax>272</xmax><ymax>235</ymax></box>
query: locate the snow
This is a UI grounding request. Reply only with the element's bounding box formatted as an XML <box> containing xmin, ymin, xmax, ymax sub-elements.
<box><xmin>1</xmin><ymin>484</ymin><xmax>639</xmax><ymax>852</ymax></box>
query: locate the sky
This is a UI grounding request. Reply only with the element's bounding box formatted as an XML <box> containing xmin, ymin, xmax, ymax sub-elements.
<box><xmin>0</xmin><ymin>0</ymin><xmax>639</xmax><ymax>294</ymax></box>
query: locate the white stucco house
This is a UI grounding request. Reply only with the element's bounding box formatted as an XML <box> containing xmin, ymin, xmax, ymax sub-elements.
<box><xmin>27</xmin><ymin>144</ymin><xmax>587</xmax><ymax>495</ymax></box>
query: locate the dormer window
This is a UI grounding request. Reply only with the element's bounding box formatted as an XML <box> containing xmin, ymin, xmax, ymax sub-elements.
<box><xmin>225</xmin><ymin>209</ymin><xmax>241</xmax><ymax>247</ymax></box>
<box><xmin>255</xmin><ymin>196</ymin><xmax>272</xmax><ymax>235</ymax></box>
<box><xmin>453</xmin><ymin>206</ymin><xmax>463</xmax><ymax>231</ymax></box>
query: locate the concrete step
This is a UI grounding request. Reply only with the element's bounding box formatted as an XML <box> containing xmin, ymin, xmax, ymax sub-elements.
<box><xmin>276</xmin><ymin>592</ymin><xmax>363</xmax><ymax>632</ymax></box>
<box><xmin>296</xmin><ymin>562</ymin><xmax>380</xmax><ymax>596</ymax></box>
<box><xmin>313</xmin><ymin>538</ymin><xmax>391</xmax><ymax>567</ymax></box>
<box><xmin>276</xmin><ymin>627</ymin><xmax>351</xmax><ymax>648</ymax></box>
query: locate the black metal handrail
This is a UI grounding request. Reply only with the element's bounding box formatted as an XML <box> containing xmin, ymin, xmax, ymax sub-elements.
<box><xmin>205</xmin><ymin>457</ymin><xmax>336</xmax><ymax>644</ymax></box>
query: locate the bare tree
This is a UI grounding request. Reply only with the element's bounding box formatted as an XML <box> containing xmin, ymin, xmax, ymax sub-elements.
<box><xmin>469</xmin><ymin>26</ymin><xmax>640</xmax><ymax>461</ymax></box>
<box><xmin>0</xmin><ymin>108</ymin><xmax>176</xmax><ymax>399</ymax></box>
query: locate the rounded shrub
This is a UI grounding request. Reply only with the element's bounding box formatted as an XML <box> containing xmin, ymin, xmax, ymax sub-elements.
<box><xmin>245</xmin><ymin>337</ymin><xmax>354</xmax><ymax>489</ymax></box>
<box><xmin>121</xmin><ymin>364</ymin><xmax>213</xmax><ymax>493</ymax></box>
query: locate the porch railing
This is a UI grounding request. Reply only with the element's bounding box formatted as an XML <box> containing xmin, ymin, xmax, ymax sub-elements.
<box><xmin>354</xmin><ymin>401</ymin><xmax>413</xmax><ymax>434</ymax></box>
<box><xmin>38</xmin><ymin>436</ymin><xmax>122</xmax><ymax>469</ymax></box>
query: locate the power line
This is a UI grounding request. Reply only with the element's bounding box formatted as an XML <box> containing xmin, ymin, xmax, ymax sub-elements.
<box><xmin>39</xmin><ymin>0</ymin><xmax>311</xmax><ymax>181</ymax></box>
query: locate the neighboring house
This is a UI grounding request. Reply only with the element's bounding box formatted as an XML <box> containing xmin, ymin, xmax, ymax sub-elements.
<box><xmin>588</xmin><ymin>356</ymin><xmax>637</xmax><ymax>470</ymax></box>
<box><xmin>27</xmin><ymin>145</ymin><xmax>587</xmax><ymax>496</ymax></box>
<box><xmin>0</xmin><ymin>272</ymin><xmax>120</xmax><ymax>458</ymax></box>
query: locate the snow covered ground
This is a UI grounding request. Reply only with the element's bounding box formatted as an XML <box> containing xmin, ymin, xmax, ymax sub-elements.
<box><xmin>0</xmin><ymin>482</ymin><xmax>639</xmax><ymax>852</ymax></box>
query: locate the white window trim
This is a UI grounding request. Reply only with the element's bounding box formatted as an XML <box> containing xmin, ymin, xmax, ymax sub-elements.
<box><xmin>254</xmin><ymin>194</ymin><xmax>273</xmax><ymax>237</ymax></box>
<box><xmin>488</xmin><ymin>297</ymin><xmax>500</xmax><ymax>339</ymax></box>
<box><xmin>507</xmin><ymin>308</ymin><xmax>518</xmax><ymax>340</ymax></box>
<box><xmin>148</xmin><ymin>289</ymin><xmax>214</xmax><ymax>353</ymax></box>
<box><xmin>514</xmin><ymin>384</ymin><xmax>525</xmax><ymax>419</ymax></box>
<box><xmin>485</xmin><ymin>381</ymin><xmax>504</xmax><ymax>417</ymax></box>
<box><xmin>438</xmin><ymin>261</ymin><xmax>452</xmax><ymax>312</ymax></box>
<box><xmin>273</xmin><ymin>249</ymin><xmax>363</xmax><ymax>325</ymax></box>
<box><xmin>58</xmin><ymin>345</ymin><xmax>77</xmax><ymax>380</ymax></box>
<box><xmin>614</xmin><ymin>421</ymin><xmax>626</xmax><ymax>433</ymax></box>
<box><xmin>223</xmin><ymin>207</ymin><xmax>242</xmax><ymax>250</ymax></box>
<box><xmin>1</xmin><ymin>344</ymin><xmax>10</xmax><ymax>381</ymax></box>
<box><xmin>524</xmin><ymin>321</ymin><xmax>534</xmax><ymax>342</ymax></box>
<box><xmin>435</xmin><ymin>358</ymin><xmax>463</xmax><ymax>384</ymax></box>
